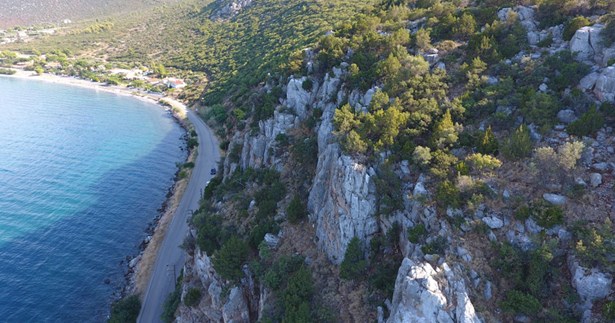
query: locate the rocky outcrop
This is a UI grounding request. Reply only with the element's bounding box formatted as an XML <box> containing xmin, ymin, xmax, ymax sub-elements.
<box><xmin>306</xmin><ymin>69</ymin><xmax>379</xmax><ymax>264</ymax></box>
<box><xmin>570</xmin><ymin>24</ymin><xmax>612</xmax><ymax>66</ymax></box>
<box><xmin>210</xmin><ymin>0</ymin><xmax>253</xmax><ymax>20</ymax></box>
<box><xmin>387</xmin><ymin>258</ymin><xmax>482</xmax><ymax>323</ymax></box>
<box><xmin>570</xmin><ymin>24</ymin><xmax>615</xmax><ymax>66</ymax></box>
<box><xmin>177</xmin><ymin>249</ymin><xmax>256</xmax><ymax>323</ymax></box>
<box><xmin>578</xmin><ymin>66</ymin><xmax>615</xmax><ymax>102</ymax></box>
<box><xmin>223</xmin><ymin>110</ymin><xmax>298</xmax><ymax>176</ymax></box>
<box><xmin>497</xmin><ymin>6</ymin><xmax>564</xmax><ymax>48</ymax></box>
<box><xmin>308</xmin><ymin>144</ymin><xmax>379</xmax><ymax>263</ymax></box>
<box><xmin>570</xmin><ymin>25</ymin><xmax>603</xmax><ymax>62</ymax></box>
<box><xmin>285</xmin><ymin>76</ymin><xmax>318</xmax><ymax>119</ymax></box>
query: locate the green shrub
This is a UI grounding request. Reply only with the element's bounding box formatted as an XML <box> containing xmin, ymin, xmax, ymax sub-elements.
<box><xmin>203</xmin><ymin>176</ymin><xmax>222</xmax><ymax>200</ymax></box>
<box><xmin>466</xmin><ymin>153</ymin><xmax>502</xmax><ymax>172</ymax></box>
<box><xmin>0</xmin><ymin>68</ymin><xmax>16</xmax><ymax>75</ymax></box>
<box><xmin>421</xmin><ymin>236</ymin><xmax>447</xmax><ymax>255</ymax></box>
<box><xmin>184</xmin><ymin>288</ymin><xmax>202</xmax><ymax>307</ymax></box>
<box><xmin>477</xmin><ymin>127</ymin><xmax>499</xmax><ymax>155</ymax></box>
<box><xmin>195</xmin><ymin>213</ymin><xmax>227</xmax><ymax>255</ymax></box>
<box><xmin>501</xmin><ymin>125</ymin><xmax>533</xmax><ymax>161</ymax></box>
<box><xmin>573</xmin><ymin>220</ymin><xmax>615</xmax><ymax>270</ymax></box>
<box><xmin>412</xmin><ymin>146</ymin><xmax>432</xmax><ymax>168</ymax></box>
<box><xmin>563</xmin><ymin>16</ymin><xmax>591</xmax><ymax>41</ymax></box>
<box><xmin>602</xmin><ymin>18</ymin><xmax>615</xmax><ymax>47</ymax></box>
<box><xmin>604</xmin><ymin>301</ymin><xmax>615</xmax><ymax>321</ymax></box>
<box><xmin>514</xmin><ymin>205</ymin><xmax>531</xmax><ymax>221</ymax></box>
<box><xmin>435</xmin><ymin>180</ymin><xmax>461</xmax><ymax>209</ymax></box>
<box><xmin>302</xmin><ymin>78</ymin><xmax>314</xmax><ymax>91</ymax></box>
<box><xmin>407</xmin><ymin>224</ymin><xmax>427</xmax><ymax>244</ymax></box>
<box><xmin>567</xmin><ymin>108</ymin><xmax>604</xmax><ymax>137</ymax></box>
<box><xmin>213</xmin><ymin>237</ymin><xmax>249</xmax><ymax>281</ymax></box>
<box><xmin>501</xmin><ymin>290</ymin><xmax>542</xmax><ymax>316</ymax></box>
<box><xmin>536</xmin><ymin>35</ymin><xmax>553</xmax><ymax>48</ymax></box>
<box><xmin>340</xmin><ymin>237</ymin><xmax>367</xmax><ymax>280</ymax></box>
<box><xmin>287</xmin><ymin>195</ymin><xmax>308</xmax><ymax>224</ymax></box>
<box><xmin>283</xmin><ymin>266</ymin><xmax>314</xmax><ymax>322</ymax></box>
<box><xmin>109</xmin><ymin>295</ymin><xmax>141</xmax><ymax>323</ymax></box>
<box><xmin>530</xmin><ymin>202</ymin><xmax>564</xmax><ymax>228</ymax></box>
<box><xmin>187</xmin><ymin>137</ymin><xmax>199</xmax><ymax>150</ymax></box>
<box><xmin>161</xmin><ymin>273</ymin><xmax>183</xmax><ymax>323</ymax></box>
<box><xmin>521</xmin><ymin>92</ymin><xmax>559</xmax><ymax>127</ymax></box>
<box><xmin>263</xmin><ymin>255</ymin><xmax>304</xmax><ymax>291</ymax></box>
<box><xmin>492</xmin><ymin>242</ymin><xmax>523</xmax><ymax>285</ymax></box>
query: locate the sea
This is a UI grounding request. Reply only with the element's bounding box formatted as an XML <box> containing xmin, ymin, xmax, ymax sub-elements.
<box><xmin>0</xmin><ymin>76</ymin><xmax>187</xmax><ymax>322</ymax></box>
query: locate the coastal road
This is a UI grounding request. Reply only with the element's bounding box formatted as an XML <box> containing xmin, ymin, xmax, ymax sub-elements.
<box><xmin>138</xmin><ymin>107</ymin><xmax>220</xmax><ymax>323</ymax></box>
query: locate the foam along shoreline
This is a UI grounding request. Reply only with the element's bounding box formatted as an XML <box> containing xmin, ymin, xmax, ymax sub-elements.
<box><xmin>1</xmin><ymin>67</ymin><xmax>195</xmax><ymax>304</ymax></box>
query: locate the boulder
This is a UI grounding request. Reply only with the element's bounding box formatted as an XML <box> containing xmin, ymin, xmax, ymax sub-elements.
<box><xmin>570</xmin><ymin>25</ymin><xmax>604</xmax><ymax>63</ymax></box>
<box><xmin>592</xmin><ymin>162</ymin><xmax>610</xmax><ymax>171</ymax></box>
<box><xmin>543</xmin><ymin>193</ymin><xmax>566</xmax><ymax>205</ymax></box>
<box><xmin>594</xmin><ymin>66</ymin><xmax>615</xmax><ymax>102</ymax></box>
<box><xmin>579</xmin><ymin>72</ymin><xmax>600</xmax><ymax>91</ymax></box>
<box><xmin>413</xmin><ymin>182</ymin><xmax>428</xmax><ymax>196</ymax></box>
<box><xmin>590</xmin><ymin>173</ymin><xmax>603</xmax><ymax>188</ymax></box>
<box><xmin>387</xmin><ymin>258</ymin><xmax>482</xmax><ymax>323</ymax></box>
<box><xmin>482</xmin><ymin>216</ymin><xmax>504</xmax><ymax>229</ymax></box>
<box><xmin>263</xmin><ymin>233</ymin><xmax>280</xmax><ymax>249</ymax></box>
<box><xmin>557</xmin><ymin>109</ymin><xmax>577</xmax><ymax>124</ymax></box>
<box><xmin>570</xmin><ymin>260</ymin><xmax>613</xmax><ymax>302</ymax></box>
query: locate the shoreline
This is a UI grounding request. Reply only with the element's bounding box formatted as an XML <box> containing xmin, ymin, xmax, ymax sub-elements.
<box><xmin>1</xmin><ymin>68</ymin><xmax>196</xmax><ymax>308</ymax></box>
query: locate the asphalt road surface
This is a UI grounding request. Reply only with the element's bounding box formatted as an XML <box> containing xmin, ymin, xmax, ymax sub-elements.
<box><xmin>138</xmin><ymin>108</ymin><xmax>220</xmax><ymax>323</ymax></box>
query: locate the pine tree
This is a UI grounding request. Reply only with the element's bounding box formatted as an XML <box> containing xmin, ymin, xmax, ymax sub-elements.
<box><xmin>433</xmin><ymin>110</ymin><xmax>458</xmax><ymax>149</ymax></box>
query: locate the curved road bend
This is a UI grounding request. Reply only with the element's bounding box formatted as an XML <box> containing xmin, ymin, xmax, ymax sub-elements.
<box><xmin>138</xmin><ymin>108</ymin><xmax>220</xmax><ymax>323</ymax></box>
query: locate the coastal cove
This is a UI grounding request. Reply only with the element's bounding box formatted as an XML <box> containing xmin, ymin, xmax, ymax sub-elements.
<box><xmin>0</xmin><ymin>76</ymin><xmax>187</xmax><ymax>321</ymax></box>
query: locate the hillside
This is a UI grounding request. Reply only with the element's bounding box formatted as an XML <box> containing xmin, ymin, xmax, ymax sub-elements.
<box><xmin>4</xmin><ymin>0</ymin><xmax>615</xmax><ymax>322</ymax></box>
<box><xmin>0</xmin><ymin>0</ymin><xmax>182</xmax><ymax>28</ymax></box>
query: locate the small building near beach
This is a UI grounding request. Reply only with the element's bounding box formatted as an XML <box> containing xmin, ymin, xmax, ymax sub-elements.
<box><xmin>163</xmin><ymin>78</ymin><xmax>187</xmax><ymax>89</ymax></box>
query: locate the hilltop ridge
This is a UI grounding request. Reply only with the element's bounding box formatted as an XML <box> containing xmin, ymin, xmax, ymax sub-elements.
<box><xmin>0</xmin><ymin>0</ymin><xmax>182</xmax><ymax>28</ymax></box>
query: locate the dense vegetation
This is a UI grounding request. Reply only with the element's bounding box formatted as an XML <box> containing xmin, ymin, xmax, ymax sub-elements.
<box><xmin>8</xmin><ymin>0</ymin><xmax>615</xmax><ymax>321</ymax></box>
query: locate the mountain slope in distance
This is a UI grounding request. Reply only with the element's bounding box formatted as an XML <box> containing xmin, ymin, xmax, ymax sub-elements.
<box><xmin>0</xmin><ymin>0</ymin><xmax>181</xmax><ymax>28</ymax></box>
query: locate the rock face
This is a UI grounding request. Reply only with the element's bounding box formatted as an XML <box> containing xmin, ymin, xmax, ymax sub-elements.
<box><xmin>306</xmin><ymin>70</ymin><xmax>379</xmax><ymax>264</ymax></box>
<box><xmin>177</xmin><ymin>249</ymin><xmax>251</xmax><ymax>323</ymax></box>
<box><xmin>286</xmin><ymin>76</ymin><xmax>316</xmax><ymax>119</ymax></box>
<box><xmin>387</xmin><ymin>258</ymin><xmax>482</xmax><ymax>323</ymax></box>
<box><xmin>308</xmin><ymin>144</ymin><xmax>378</xmax><ymax>263</ymax></box>
<box><xmin>232</xmin><ymin>111</ymin><xmax>298</xmax><ymax>172</ymax></box>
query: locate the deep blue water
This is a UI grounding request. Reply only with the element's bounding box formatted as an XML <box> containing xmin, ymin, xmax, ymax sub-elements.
<box><xmin>0</xmin><ymin>77</ymin><xmax>186</xmax><ymax>322</ymax></box>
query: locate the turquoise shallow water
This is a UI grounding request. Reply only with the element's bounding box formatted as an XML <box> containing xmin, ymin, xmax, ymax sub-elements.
<box><xmin>0</xmin><ymin>77</ymin><xmax>186</xmax><ymax>322</ymax></box>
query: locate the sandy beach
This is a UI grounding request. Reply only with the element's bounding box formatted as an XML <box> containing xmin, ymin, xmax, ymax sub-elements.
<box><xmin>1</xmin><ymin>67</ymin><xmax>195</xmax><ymax>297</ymax></box>
<box><xmin>1</xmin><ymin>68</ymin><xmax>188</xmax><ymax>116</ymax></box>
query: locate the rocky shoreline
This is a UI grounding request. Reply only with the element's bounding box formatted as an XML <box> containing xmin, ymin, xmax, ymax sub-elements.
<box><xmin>112</xmin><ymin>105</ymin><xmax>195</xmax><ymax>303</ymax></box>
